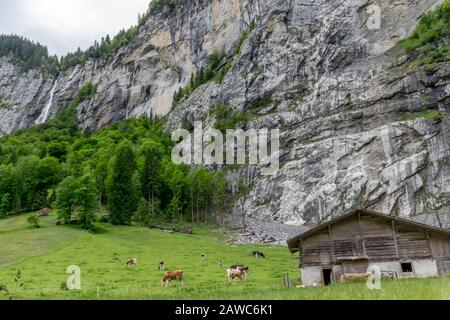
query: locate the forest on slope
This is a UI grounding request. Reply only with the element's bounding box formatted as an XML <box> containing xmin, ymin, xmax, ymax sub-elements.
<box><xmin>0</xmin><ymin>81</ymin><xmax>235</xmax><ymax>230</ymax></box>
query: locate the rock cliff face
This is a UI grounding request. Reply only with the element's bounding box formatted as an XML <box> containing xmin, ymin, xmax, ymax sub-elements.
<box><xmin>1</xmin><ymin>0</ymin><xmax>449</xmax><ymax>232</ymax></box>
<box><xmin>1</xmin><ymin>0</ymin><xmax>262</xmax><ymax>134</ymax></box>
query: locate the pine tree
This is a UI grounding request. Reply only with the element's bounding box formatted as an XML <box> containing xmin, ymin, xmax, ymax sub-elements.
<box><xmin>76</xmin><ymin>174</ymin><xmax>98</xmax><ymax>230</ymax></box>
<box><xmin>106</xmin><ymin>141</ymin><xmax>139</xmax><ymax>225</ymax></box>
<box><xmin>140</xmin><ymin>145</ymin><xmax>161</xmax><ymax>217</ymax></box>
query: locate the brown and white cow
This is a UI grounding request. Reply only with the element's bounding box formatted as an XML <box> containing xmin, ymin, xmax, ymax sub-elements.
<box><xmin>227</xmin><ymin>269</ymin><xmax>246</xmax><ymax>282</ymax></box>
<box><xmin>161</xmin><ymin>270</ymin><xmax>184</xmax><ymax>287</ymax></box>
<box><xmin>229</xmin><ymin>265</ymin><xmax>249</xmax><ymax>274</ymax></box>
<box><xmin>227</xmin><ymin>265</ymin><xmax>249</xmax><ymax>281</ymax></box>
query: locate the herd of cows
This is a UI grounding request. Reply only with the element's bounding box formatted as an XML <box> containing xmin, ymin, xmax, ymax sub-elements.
<box><xmin>126</xmin><ymin>251</ymin><xmax>267</xmax><ymax>287</ymax></box>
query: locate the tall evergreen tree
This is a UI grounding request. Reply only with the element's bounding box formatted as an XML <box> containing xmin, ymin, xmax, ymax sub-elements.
<box><xmin>76</xmin><ymin>174</ymin><xmax>98</xmax><ymax>230</ymax></box>
<box><xmin>140</xmin><ymin>145</ymin><xmax>161</xmax><ymax>216</ymax></box>
<box><xmin>106</xmin><ymin>141</ymin><xmax>139</xmax><ymax>225</ymax></box>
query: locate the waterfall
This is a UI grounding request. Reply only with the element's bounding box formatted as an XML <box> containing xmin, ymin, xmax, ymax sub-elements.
<box><xmin>68</xmin><ymin>65</ymin><xmax>79</xmax><ymax>81</ymax></box>
<box><xmin>63</xmin><ymin>65</ymin><xmax>79</xmax><ymax>91</ymax></box>
<box><xmin>35</xmin><ymin>79</ymin><xmax>58</xmax><ymax>125</ymax></box>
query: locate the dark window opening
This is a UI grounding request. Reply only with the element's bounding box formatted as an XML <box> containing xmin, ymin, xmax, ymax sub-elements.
<box><xmin>401</xmin><ymin>262</ymin><xmax>413</xmax><ymax>273</ymax></box>
<box><xmin>323</xmin><ymin>269</ymin><xmax>332</xmax><ymax>286</ymax></box>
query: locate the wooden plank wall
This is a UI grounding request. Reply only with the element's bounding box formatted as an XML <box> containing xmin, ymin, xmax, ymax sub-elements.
<box><xmin>360</xmin><ymin>215</ymin><xmax>397</xmax><ymax>260</ymax></box>
<box><xmin>430</xmin><ymin>235</ymin><xmax>450</xmax><ymax>258</ymax></box>
<box><xmin>300</xmin><ymin>213</ymin><xmax>443</xmax><ymax>268</ymax></box>
<box><xmin>396</xmin><ymin>224</ymin><xmax>431</xmax><ymax>259</ymax></box>
<box><xmin>302</xmin><ymin>229</ymin><xmax>332</xmax><ymax>266</ymax></box>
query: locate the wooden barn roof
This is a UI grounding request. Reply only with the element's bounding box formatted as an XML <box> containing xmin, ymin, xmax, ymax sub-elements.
<box><xmin>287</xmin><ymin>209</ymin><xmax>450</xmax><ymax>253</ymax></box>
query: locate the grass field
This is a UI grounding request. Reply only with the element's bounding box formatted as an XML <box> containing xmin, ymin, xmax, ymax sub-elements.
<box><xmin>0</xmin><ymin>213</ymin><xmax>449</xmax><ymax>300</ymax></box>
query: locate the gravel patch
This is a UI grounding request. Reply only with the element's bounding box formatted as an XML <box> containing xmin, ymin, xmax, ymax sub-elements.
<box><xmin>226</xmin><ymin>218</ymin><xmax>313</xmax><ymax>246</ymax></box>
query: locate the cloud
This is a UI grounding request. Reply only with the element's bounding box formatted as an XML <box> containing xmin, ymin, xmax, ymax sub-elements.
<box><xmin>0</xmin><ymin>0</ymin><xmax>150</xmax><ymax>57</ymax></box>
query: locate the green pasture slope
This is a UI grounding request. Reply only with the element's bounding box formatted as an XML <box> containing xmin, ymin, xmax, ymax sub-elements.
<box><xmin>0</xmin><ymin>213</ymin><xmax>449</xmax><ymax>300</ymax></box>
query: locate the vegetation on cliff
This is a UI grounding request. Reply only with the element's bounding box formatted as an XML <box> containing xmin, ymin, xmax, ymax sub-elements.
<box><xmin>0</xmin><ymin>1</ymin><xmax>188</xmax><ymax>74</ymax></box>
<box><xmin>399</xmin><ymin>0</ymin><xmax>450</xmax><ymax>65</ymax></box>
<box><xmin>172</xmin><ymin>21</ymin><xmax>257</xmax><ymax>110</ymax></box>
<box><xmin>0</xmin><ymin>35</ymin><xmax>59</xmax><ymax>74</ymax></box>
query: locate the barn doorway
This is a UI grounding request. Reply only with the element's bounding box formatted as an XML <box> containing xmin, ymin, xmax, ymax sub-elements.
<box><xmin>322</xmin><ymin>269</ymin><xmax>332</xmax><ymax>286</ymax></box>
<box><xmin>401</xmin><ymin>262</ymin><xmax>413</xmax><ymax>273</ymax></box>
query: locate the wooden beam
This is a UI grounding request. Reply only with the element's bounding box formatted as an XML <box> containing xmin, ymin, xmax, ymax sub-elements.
<box><xmin>392</xmin><ymin>220</ymin><xmax>400</xmax><ymax>259</ymax></box>
<box><xmin>299</xmin><ymin>239</ymin><xmax>303</xmax><ymax>267</ymax></box>
<box><xmin>328</xmin><ymin>225</ymin><xmax>335</xmax><ymax>263</ymax></box>
<box><xmin>358</xmin><ymin>212</ymin><xmax>367</xmax><ymax>256</ymax></box>
<box><xmin>425</xmin><ymin>230</ymin><xmax>435</xmax><ymax>257</ymax></box>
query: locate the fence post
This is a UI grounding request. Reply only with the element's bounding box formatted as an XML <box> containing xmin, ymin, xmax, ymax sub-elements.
<box><xmin>284</xmin><ymin>273</ymin><xmax>294</xmax><ymax>288</ymax></box>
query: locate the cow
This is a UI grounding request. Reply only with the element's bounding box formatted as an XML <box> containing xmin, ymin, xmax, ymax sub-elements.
<box><xmin>161</xmin><ymin>270</ymin><xmax>184</xmax><ymax>287</ymax></box>
<box><xmin>227</xmin><ymin>265</ymin><xmax>249</xmax><ymax>280</ymax></box>
<box><xmin>230</xmin><ymin>264</ymin><xmax>245</xmax><ymax>270</ymax></box>
<box><xmin>126</xmin><ymin>259</ymin><xmax>137</xmax><ymax>266</ymax></box>
<box><xmin>339</xmin><ymin>272</ymin><xmax>372</xmax><ymax>284</ymax></box>
<box><xmin>227</xmin><ymin>269</ymin><xmax>246</xmax><ymax>282</ymax></box>
<box><xmin>239</xmin><ymin>266</ymin><xmax>249</xmax><ymax>275</ymax></box>
<box><xmin>158</xmin><ymin>261</ymin><xmax>165</xmax><ymax>271</ymax></box>
<box><xmin>251</xmin><ymin>251</ymin><xmax>266</xmax><ymax>259</ymax></box>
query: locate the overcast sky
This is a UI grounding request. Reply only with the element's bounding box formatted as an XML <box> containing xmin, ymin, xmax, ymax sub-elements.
<box><xmin>0</xmin><ymin>0</ymin><xmax>151</xmax><ymax>57</ymax></box>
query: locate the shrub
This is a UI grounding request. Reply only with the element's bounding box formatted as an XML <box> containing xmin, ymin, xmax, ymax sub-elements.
<box><xmin>98</xmin><ymin>215</ymin><xmax>109</xmax><ymax>223</ymax></box>
<box><xmin>398</xmin><ymin>109</ymin><xmax>447</xmax><ymax>122</ymax></box>
<box><xmin>399</xmin><ymin>0</ymin><xmax>450</xmax><ymax>55</ymax></box>
<box><xmin>249</xmin><ymin>92</ymin><xmax>273</xmax><ymax>110</ymax></box>
<box><xmin>214</xmin><ymin>61</ymin><xmax>232</xmax><ymax>84</ymax></box>
<box><xmin>27</xmin><ymin>214</ymin><xmax>40</xmax><ymax>228</ymax></box>
<box><xmin>234</xmin><ymin>21</ymin><xmax>256</xmax><ymax>56</ymax></box>
<box><xmin>210</xmin><ymin>101</ymin><xmax>253</xmax><ymax>133</ymax></box>
<box><xmin>60</xmin><ymin>281</ymin><xmax>69</xmax><ymax>291</ymax></box>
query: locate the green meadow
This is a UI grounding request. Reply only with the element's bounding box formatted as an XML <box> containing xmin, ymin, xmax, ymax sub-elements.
<box><xmin>0</xmin><ymin>213</ymin><xmax>449</xmax><ymax>300</ymax></box>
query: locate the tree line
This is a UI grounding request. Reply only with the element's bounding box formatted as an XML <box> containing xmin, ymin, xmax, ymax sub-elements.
<box><xmin>0</xmin><ymin>84</ymin><xmax>235</xmax><ymax>230</ymax></box>
<box><xmin>0</xmin><ymin>1</ymin><xmax>187</xmax><ymax>74</ymax></box>
<box><xmin>0</xmin><ymin>35</ymin><xmax>59</xmax><ymax>74</ymax></box>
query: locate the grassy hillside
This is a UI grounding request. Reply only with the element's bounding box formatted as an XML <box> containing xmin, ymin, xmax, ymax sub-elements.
<box><xmin>0</xmin><ymin>213</ymin><xmax>449</xmax><ymax>300</ymax></box>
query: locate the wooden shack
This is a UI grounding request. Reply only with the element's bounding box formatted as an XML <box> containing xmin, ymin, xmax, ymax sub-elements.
<box><xmin>287</xmin><ymin>209</ymin><xmax>450</xmax><ymax>286</ymax></box>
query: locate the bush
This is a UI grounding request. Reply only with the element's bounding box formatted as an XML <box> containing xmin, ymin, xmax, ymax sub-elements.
<box><xmin>98</xmin><ymin>215</ymin><xmax>109</xmax><ymax>223</ymax></box>
<box><xmin>399</xmin><ymin>0</ymin><xmax>450</xmax><ymax>55</ymax></box>
<box><xmin>27</xmin><ymin>214</ymin><xmax>40</xmax><ymax>228</ymax></box>
<box><xmin>234</xmin><ymin>21</ymin><xmax>256</xmax><ymax>56</ymax></box>
<box><xmin>249</xmin><ymin>92</ymin><xmax>273</xmax><ymax>110</ymax></box>
<box><xmin>60</xmin><ymin>281</ymin><xmax>68</xmax><ymax>291</ymax></box>
<box><xmin>210</xmin><ymin>101</ymin><xmax>253</xmax><ymax>133</ymax></box>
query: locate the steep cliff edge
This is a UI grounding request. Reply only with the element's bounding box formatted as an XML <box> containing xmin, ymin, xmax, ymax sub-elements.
<box><xmin>0</xmin><ymin>0</ymin><xmax>262</xmax><ymax>135</ymax></box>
<box><xmin>167</xmin><ymin>0</ymin><xmax>450</xmax><ymax>230</ymax></box>
<box><xmin>0</xmin><ymin>0</ymin><xmax>449</xmax><ymax>234</ymax></box>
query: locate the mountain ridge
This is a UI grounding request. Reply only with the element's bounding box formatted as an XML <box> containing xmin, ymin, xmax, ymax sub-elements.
<box><xmin>1</xmin><ymin>0</ymin><xmax>449</xmax><ymax>232</ymax></box>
